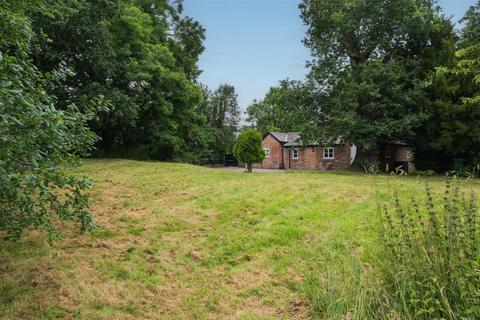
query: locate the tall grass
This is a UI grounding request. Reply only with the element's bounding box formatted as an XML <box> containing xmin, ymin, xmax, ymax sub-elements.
<box><xmin>379</xmin><ymin>181</ymin><xmax>480</xmax><ymax>319</ymax></box>
<box><xmin>304</xmin><ymin>181</ymin><xmax>480</xmax><ymax>319</ymax></box>
<box><xmin>302</xmin><ymin>243</ymin><xmax>381</xmax><ymax>319</ymax></box>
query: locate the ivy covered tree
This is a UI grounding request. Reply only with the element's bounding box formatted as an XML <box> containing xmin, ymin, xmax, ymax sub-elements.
<box><xmin>0</xmin><ymin>1</ymin><xmax>97</xmax><ymax>241</ymax></box>
<box><xmin>233</xmin><ymin>129</ymin><xmax>265</xmax><ymax>173</ymax></box>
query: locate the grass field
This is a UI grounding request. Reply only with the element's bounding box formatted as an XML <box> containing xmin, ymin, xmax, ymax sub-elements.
<box><xmin>1</xmin><ymin>160</ymin><xmax>479</xmax><ymax>319</ymax></box>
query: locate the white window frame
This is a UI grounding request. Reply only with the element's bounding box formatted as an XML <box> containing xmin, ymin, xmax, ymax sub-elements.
<box><xmin>323</xmin><ymin>147</ymin><xmax>335</xmax><ymax>160</ymax></box>
<box><xmin>292</xmin><ymin>148</ymin><xmax>299</xmax><ymax>160</ymax></box>
<box><xmin>263</xmin><ymin>148</ymin><xmax>270</xmax><ymax>158</ymax></box>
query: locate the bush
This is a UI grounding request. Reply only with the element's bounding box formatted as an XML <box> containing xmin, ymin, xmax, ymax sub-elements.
<box><xmin>379</xmin><ymin>182</ymin><xmax>480</xmax><ymax>319</ymax></box>
<box><xmin>233</xmin><ymin>129</ymin><xmax>265</xmax><ymax>172</ymax></box>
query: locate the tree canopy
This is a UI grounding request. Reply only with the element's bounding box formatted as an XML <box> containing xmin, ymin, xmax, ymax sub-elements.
<box><xmin>299</xmin><ymin>0</ymin><xmax>457</xmax><ymax>150</ymax></box>
<box><xmin>189</xmin><ymin>84</ymin><xmax>241</xmax><ymax>164</ymax></box>
<box><xmin>247</xmin><ymin>80</ymin><xmax>312</xmax><ymax>135</ymax></box>
<box><xmin>27</xmin><ymin>0</ymin><xmax>207</xmax><ymax>161</ymax></box>
<box><xmin>419</xmin><ymin>1</ymin><xmax>480</xmax><ymax>159</ymax></box>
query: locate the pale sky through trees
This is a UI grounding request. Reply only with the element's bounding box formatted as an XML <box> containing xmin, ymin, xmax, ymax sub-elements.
<box><xmin>183</xmin><ymin>0</ymin><xmax>477</xmax><ymax>112</ymax></box>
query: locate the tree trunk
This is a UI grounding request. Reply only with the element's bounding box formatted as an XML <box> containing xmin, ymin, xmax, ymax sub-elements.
<box><xmin>247</xmin><ymin>163</ymin><xmax>252</xmax><ymax>173</ymax></box>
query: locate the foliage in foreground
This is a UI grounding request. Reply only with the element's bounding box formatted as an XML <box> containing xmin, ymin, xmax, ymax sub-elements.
<box><xmin>380</xmin><ymin>182</ymin><xmax>480</xmax><ymax>319</ymax></box>
<box><xmin>0</xmin><ymin>2</ymin><xmax>96</xmax><ymax>241</ymax></box>
<box><xmin>233</xmin><ymin>129</ymin><xmax>265</xmax><ymax>172</ymax></box>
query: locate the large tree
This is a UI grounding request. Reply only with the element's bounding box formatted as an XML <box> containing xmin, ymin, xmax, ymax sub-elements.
<box><xmin>28</xmin><ymin>0</ymin><xmax>206</xmax><ymax>160</ymax></box>
<box><xmin>193</xmin><ymin>84</ymin><xmax>241</xmax><ymax>163</ymax></box>
<box><xmin>208</xmin><ymin>84</ymin><xmax>241</xmax><ymax>153</ymax></box>
<box><xmin>419</xmin><ymin>1</ymin><xmax>480</xmax><ymax>161</ymax></box>
<box><xmin>299</xmin><ymin>0</ymin><xmax>456</xmax><ymax>151</ymax></box>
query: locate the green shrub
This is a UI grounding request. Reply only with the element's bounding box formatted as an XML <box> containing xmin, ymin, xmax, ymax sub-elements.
<box><xmin>379</xmin><ymin>182</ymin><xmax>480</xmax><ymax>319</ymax></box>
<box><xmin>233</xmin><ymin>129</ymin><xmax>265</xmax><ymax>172</ymax></box>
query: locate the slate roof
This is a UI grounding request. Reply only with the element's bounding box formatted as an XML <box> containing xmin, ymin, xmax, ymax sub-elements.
<box><xmin>268</xmin><ymin>131</ymin><xmax>408</xmax><ymax>147</ymax></box>
<box><xmin>268</xmin><ymin>131</ymin><xmax>342</xmax><ymax>147</ymax></box>
<box><xmin>269</xmin><ymin>132</ymin><xmax>302</xmax><ymax>145</ymax></box>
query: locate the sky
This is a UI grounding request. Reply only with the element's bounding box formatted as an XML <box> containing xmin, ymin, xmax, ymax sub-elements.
<box><xmin>183</xmin><ymin>0</ymin><xmax>477</xmax><ymax>112</ymax></box>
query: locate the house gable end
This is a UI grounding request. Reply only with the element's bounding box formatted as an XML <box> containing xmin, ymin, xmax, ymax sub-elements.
<box><xmin>263</xmin><ymin>132</ymin><xmax>286</xmax><ymax>145</ymax></box>
<box><xmin>255</xmin><ymin>133</ymin><xmax>285</xmax><ymax>169</ymax></box>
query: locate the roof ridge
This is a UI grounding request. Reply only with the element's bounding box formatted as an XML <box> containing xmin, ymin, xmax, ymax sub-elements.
<box><xmin>269</xmin><ymin>131</ymin><xmax>300</xmax><ymax>134</ymax></box>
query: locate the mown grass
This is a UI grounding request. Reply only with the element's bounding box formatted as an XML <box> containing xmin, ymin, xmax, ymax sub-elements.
<box><xmin>1</xmin><ymin>159</ymin><xmax>479</xmax><ymax>319</ymax></box>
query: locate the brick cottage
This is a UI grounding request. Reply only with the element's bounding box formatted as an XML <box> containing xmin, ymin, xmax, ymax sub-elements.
<box><xmin>255</xmin><ymin>132</ymin><xmax>415</xmax><ymax>172</ymax></box>
<box><xmin>255</xmin><ymin>132</ymin><xmax>352</xmax><ymax>170</ymax></box>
